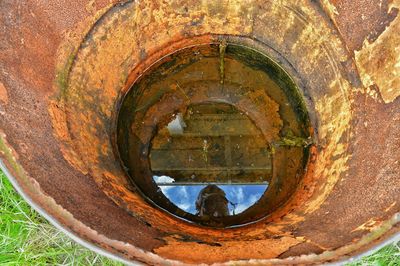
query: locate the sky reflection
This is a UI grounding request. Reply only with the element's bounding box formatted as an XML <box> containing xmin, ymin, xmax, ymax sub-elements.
<box><xmin>154</xmin><ymin>175</ymin><xmax>267</xmax><ymax>215</ymax></box>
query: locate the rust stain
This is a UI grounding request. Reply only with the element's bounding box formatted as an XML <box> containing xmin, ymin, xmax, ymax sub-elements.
<box><xmin>304</xmin><ymin>80</ymin><xmax>352</xmax><ymax>213</ymax></box>
<box><xmin>49</xmin><ymin>0</ymin><xmax>270</xmax><ymax>238</ymax></box>
<box><xmin>0</xmin><ymin>81</ymin><xmax>9</xmax><ymax>104</ymax></box>
<box><xmin>0</xmin><ymin>133</ymin><xmax>171</xmax><ymax>266</ymax></box>
<box><xmin>9</xmin><ymin>0</ymin><xmax>393</xmax><ymax>263</ymax></box>
<box><xmin>48</xmin><ymin>2</ymin><xmax>118</xmax><ymax>175</ymax></box>
<box><xmin>355</xmin><ymin>0</ymin><xmax>400</xmax><ymax>103</ymax></box>
<box><xmin>155</xmin><ymin>236</ymin><xmax>303</xmax><ymax>264</ymax></box>
<box><xmin>51</xmin><ymin>0</ymin><xmax>354</xmax><ymax>247</ymax></box>
<box><xmin>48</xmin><ymin>101</ymin><xmax>89</xmax><ymax>175</ymax></box>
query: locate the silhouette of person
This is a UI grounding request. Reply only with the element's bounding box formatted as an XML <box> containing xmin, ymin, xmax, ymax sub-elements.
<box><xmin>195</xmin><ymin>185</ymin><xmax>229</xmax><ymax>218</ymax></box>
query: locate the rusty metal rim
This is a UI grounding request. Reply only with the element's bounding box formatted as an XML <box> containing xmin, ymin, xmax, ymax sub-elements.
<box><xmin>0</xmin><ymin>161</ymin><xmax>140</xmax><ymax>266</ymax></box>
<box><xmin>331</xmin><ymin>233</ymin><xmax>400</xmax><ymax>266</ymax></box>
<box><xmin>1</xmin><ymin>0</ymin><xmax>398</xmax><ymax>263</ymax></box>
<box><xmin>1</xmin><ymin>157</ymin><xmax>399</xmax><ymax>265</ymax></box>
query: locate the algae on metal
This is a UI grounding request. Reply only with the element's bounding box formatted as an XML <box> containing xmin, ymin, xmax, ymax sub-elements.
<box><xmin>219</xmin><ymin>39</ymin><xmax>227</xmax><ymax>84</ymax></box>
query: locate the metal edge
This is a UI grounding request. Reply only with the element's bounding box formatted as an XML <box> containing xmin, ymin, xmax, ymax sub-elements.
<box><xmin>0</xmin><ymin>159</ymin><xmax>140</xmax><ymax>266</ymax></box>
<box><xmin>327</xmin><ymin>228</ymin><xmax>400</xmax><ymax>266</ymax></box>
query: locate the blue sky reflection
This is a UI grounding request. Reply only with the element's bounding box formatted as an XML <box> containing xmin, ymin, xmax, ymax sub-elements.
<box><xmin>154</xmin><ymin>175</ymin><xmax>268</xmax><ymax>215</ymax></box>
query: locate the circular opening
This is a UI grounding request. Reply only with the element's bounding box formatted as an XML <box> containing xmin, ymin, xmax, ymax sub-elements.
<box><xmin>117</xmin><ymin>42</ymin><xmax>312</xmax><ymax>227</ymax></box>
<box><xmin>150</xmin><ymin>102</ymin><xmax>270</xmax><ymax>218</ymax></box>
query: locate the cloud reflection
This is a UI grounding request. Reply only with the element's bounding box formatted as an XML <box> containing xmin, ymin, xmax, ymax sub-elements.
<box><xmin>153</xmin><ymin>176</ymin><xmax>267</xmax><ymax>215</ymax></box>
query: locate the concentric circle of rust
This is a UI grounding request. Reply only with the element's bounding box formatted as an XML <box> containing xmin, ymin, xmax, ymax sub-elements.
<box><xmin>0</xmin><ymin>0</ymin><xmax>399</xmax><ymax>265</ymax></box>
<box><xmin>47</xmin><ymin>0</ymin><xmax>360</xmax><ymax>259</ymax></box>
<box><xmin>116</xmin><ymin>43</ymin><xmax>312</xmax><ymax>228</ymax></box>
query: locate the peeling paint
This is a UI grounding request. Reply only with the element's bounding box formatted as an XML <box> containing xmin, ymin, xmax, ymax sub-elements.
<box><xmin>355</xmin><ymin>1</ymin><xmax>400</xmax><ymax>103</ymax></box>
<box><xmin>352</xmin><ymin>219</ymin><xmax>382</xmax><ymax>233</ymax></box>
<box><xmin>304</xmin><ymin>79</ymin><xmax>351</xmax><ymax>214</ymax></box>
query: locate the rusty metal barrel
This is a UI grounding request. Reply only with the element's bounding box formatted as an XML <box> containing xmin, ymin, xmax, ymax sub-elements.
<box><xmin>0</xmin><ymin>1</ymin><xmax>399</xmax><ymax>264</ymax></box>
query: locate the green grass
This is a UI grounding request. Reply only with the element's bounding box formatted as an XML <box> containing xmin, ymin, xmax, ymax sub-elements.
<box><xmin>0</xmin><ymin>170</ymin><xmax>122</xmax><ymax>265</ymax></box>
<box><xmin>347</xmin><ymin>243</ymin><xmax>400</xmax><ymax>266</ymax></box>
<box><xmin>0</xmin><ymin>170</ymin><xmax>398</xmax><ymax>265</ymax></box>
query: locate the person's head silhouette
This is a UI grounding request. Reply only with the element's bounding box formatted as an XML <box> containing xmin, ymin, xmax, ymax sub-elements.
<box><xmin>195</xmin><ymin>185</ymin><xmax>229</xmax><ymax>218</ymax></box>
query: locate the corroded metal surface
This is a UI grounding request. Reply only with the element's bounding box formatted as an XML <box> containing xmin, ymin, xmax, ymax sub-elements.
<box><xmin>116</xmin><ymin>43</ymin><xmax>309</xmax><ymax>228</ymax></box>
<box><xmin>0</xmin><ymin>0</ymin><xmax>399</xmax><ymax>265</ymax></box>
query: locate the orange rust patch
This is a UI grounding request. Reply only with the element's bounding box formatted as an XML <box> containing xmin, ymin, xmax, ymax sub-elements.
<box><xmin>0</xmin><ymin>81</ymin><xmax>9</xmax><ymax>104</ymax></box>
<box><xmin>48</xmin><ymin>101</ymin><xmax>89</xmax><ymax>175</ymax></box>
<box><xmin>155</xmin><ymin>236</ymin><xmax>303</xmax><ymax>264</ymax></box>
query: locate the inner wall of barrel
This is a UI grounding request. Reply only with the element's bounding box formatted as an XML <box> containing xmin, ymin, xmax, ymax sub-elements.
<box><xmin>117</xmin><ymin>43</ymin><xmax>311</xmax><ymax>227</ymax></box>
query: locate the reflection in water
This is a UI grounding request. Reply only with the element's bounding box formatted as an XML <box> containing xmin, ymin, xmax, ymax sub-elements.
<box><xmin>150</xmin><ymin>102</ymin><xmax>271</xmax><ymax>217</ymax></box>
<box><xmin>153</xmin><ymin>175</ymin><xmax>267</xmax><ymax>216</ymax></box>
<box><xmin>196</xmin><ymin>185</ymin><xmax>229</xmax><ymax>217</ymax></box>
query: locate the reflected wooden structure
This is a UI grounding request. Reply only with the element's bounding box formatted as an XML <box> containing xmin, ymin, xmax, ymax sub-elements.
<box><xmin>150</xmin><ymin>103</ymin><xmax>272</xmax><ymax>186</ymax></box>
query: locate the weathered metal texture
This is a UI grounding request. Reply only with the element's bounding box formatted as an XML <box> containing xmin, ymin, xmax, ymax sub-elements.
<box><xmin>116</xmin><ymin>43</ymin><xmax>307</xmax><ymax>228</ymax></box>
<box><xmin>0</xmin><ymin>0</ymin><xmax>399</xmax><ymax>265</ymax></box>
